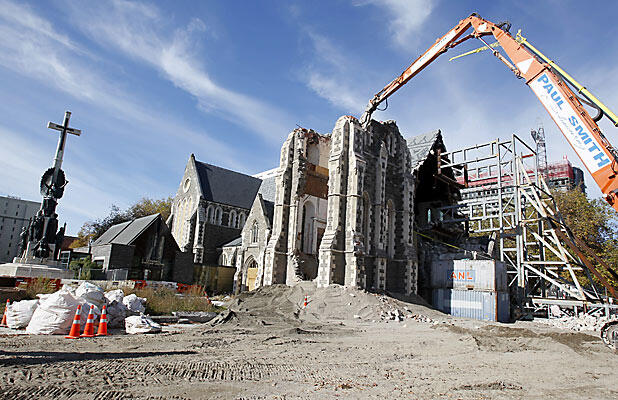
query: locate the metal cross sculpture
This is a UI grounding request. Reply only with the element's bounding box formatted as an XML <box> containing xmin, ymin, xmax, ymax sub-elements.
<box><xmin>25</xmin><ymin>111</ymin><xmax>82</xmax><ymax>260</ymax></box>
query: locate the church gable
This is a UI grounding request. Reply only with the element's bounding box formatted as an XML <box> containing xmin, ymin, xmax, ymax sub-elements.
<box><xmin>242</xmin><ymin>194</ymin><xmax>270</xmax><ymax>246</ymax></box>
<box><xmin>170</xmin><ymin>154</ymin><xmax>202</xmax><ymax>249</ymax></box>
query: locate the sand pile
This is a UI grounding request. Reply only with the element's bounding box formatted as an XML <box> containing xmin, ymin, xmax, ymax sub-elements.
<box><xmin>225</xmin><ymin>282</ymin><xmax>444</xmax><ymax>327</ymax></box>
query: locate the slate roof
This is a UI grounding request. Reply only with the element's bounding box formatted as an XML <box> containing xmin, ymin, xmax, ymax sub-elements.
<box><xmin>255</xmin><ymin>175</ymin><xmax>277</xmax><ymax>224</ymax></box>
<box><xmin>222</xmin><ymin>236</ymin><xmax>242</xmax><ymax>248</ymax></box>
<box><xmin>93</xmin><ymin>220</ymin><xmax>131</xmax><ymax>245</ymax></box>
<box><xmin>93</xmin><ymin>214</ymin><xmax>160</xmax><ymax>246</ymax></box>
<box><xmin>406</xmin><ymin>129</ymin><xmax>443</xmax><ymax>171</ymax></box>
<box><xmin>194</xmin><ymin>160</ymin><xmax>262</xmax><ymax>209</ymax></box>
<box><xmin>257</xmin><ymin>176</ymin><xmax>277</xmax><ymax>203</ymax></box>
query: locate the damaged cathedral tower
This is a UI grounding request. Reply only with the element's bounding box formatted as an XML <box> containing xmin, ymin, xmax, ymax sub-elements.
<box><xmin>254</xmin><ymin>116</ymin><xmax>456</xmax><ymax>296</ymax></box>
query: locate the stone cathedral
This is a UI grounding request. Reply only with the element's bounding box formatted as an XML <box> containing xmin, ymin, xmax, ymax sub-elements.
<box><xmin>170</xmin><ymin>116</ymin><xmax>459</xmax><ymax>296</ymax></box>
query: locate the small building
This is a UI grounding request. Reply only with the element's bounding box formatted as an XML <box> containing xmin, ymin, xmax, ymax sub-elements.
<box><xmin>168</xmin><ymin>155</ymin><xmax>262</xmax><ymax>266</ymax></box>
<box><xmin>0</xmin><ymin>196</ymin><xmax>40</xmax><ymax>263</ymax></box>
<box><xmin>74</xmin><ymin>213</ymin><xmax>193</xmax><ymax>283</ymax></box>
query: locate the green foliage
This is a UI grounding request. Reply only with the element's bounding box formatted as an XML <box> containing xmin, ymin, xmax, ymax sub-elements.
<box><xmin>69</xmin><ymin>257</ymin><xmax>102</xmax><ymax>280</ymax></box>
<box><xmin>71</xmin><ymin>197</ymin><xmax>173</xmax><ymax>248</ymax></box>
<box><xmin>125</xmin><ymin>197</ymin><xmax>173</xmax><ymax>222</ymax></box>
<box><xmin>553</xmin><ymin>189</ymin><xmax>618</xmax><ymax>292</ymax></box>
<box><xmin>553</xmin><ymin>189</ymin><xmax>617</xmax><ymax>248</ymax></box>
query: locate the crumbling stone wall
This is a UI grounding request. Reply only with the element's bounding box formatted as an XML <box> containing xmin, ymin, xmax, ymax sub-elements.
<box><xmin>258</xmin><ymin>128</ymin><xmax>330</xmax><ymax>285</ymax></box>
<box><xmin>317</xmin><ymin>117</ymin><xmax>417</xmax><ymax>295</ymax></box>
<box><xmin>262</xmin><ymin>128</ymin><xmax>331</xmax><ymax>286</ymax></box>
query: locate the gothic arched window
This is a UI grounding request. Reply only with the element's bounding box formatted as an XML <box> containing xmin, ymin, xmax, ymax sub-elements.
<box><xmin>206</xmin><ymin>205</ymin><xmax>214</xmax><ymax>224</ymax></box>
<box><xmin>229</xmin><ymin>210</ymin><xmax>237</xmax><ymax>228</ymax></box>
<box><xmin>251</xmin><ymin>221</ymin><xmax>259</xmax><ymax>244</ymax></box>
<box><xmin>215</xmin><ymin>207</ymin><xmax>223</xmax><ymax>225</ymax></box>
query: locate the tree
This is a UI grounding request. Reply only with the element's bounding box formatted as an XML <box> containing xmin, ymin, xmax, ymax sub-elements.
<box><xmin>69</xmin><ymin>257</ymin><xmax>102</xmax><ymax>280</ymax></box>
<box><xmin>552</xmin><ymin>189</ymin><xmax>618</xmax><ymax>292</ymax></box>
<box><xmin>126</xmin><ymin>197</ymin><xmax>173</xmax><ymax>221</ymax></box>
<box><xmin>71</xmin><ymin>197</ymin><xmax>173</xmax><ymax>248</ymax></box>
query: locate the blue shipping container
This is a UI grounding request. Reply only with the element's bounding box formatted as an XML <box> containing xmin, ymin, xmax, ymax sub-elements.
<box><xmin>432</xmin><ymin>288</ymin><xmax>510</xmax><ymax>323</ymax></box>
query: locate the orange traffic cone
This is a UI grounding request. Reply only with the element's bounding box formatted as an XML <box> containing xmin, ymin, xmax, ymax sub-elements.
<box><xmin>1</xmin><ymin>299</ymin><xmax>9</xmax><ymax>326</ymax></box>
<box><xmin>96</xmin><ymin>305</ymin><xmax>108</xmax><ymax>336</ymax></box>
<box><xmin>204</xmin><ymin>291</ymin><xmax>212</xmax><ymax>305</ymax></box>
<box><xmin>80</xmin><ymin>305</ymin><xmax>96</xmax><ymax>338</ymax></box>
<box><xmin>65</xmin><ymin>304</ymin><xmax>82</xmax><ymax>339</ymax></box>
<box><xmin>303</xmin><ymin>295</ymin><xmax>308</xmax><ymax>308</ymax></box>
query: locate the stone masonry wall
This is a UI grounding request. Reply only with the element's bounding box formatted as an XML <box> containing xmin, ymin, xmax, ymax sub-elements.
<box><xmin>259</xmin><ymin>117</ymin><xmax>421</xmax><ymax>296</ymax></box>
<box><xmin>317</xmin><ymin>117</ymin><xmax>417</xmax><ymax>295</ymax></box>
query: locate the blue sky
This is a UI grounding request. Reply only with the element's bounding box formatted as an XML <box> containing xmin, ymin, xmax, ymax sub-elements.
<box><xmin>1</xmin><ymin>0</ymin><xmax>617</xmax><ymax>235</ymax></box>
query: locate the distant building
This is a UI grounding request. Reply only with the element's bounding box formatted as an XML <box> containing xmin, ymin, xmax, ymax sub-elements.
<box><xmin>71</xmin><ymin>213</ymin><xmax>193</xmax><ymax>283</ymax></box>
<box><xmin>0</xmin><ymin>195</ymin><xmax>40</xmax><ymax>263</ymax></box>
<box><xmin>545</xmin><ymin>159</ymin><xmax>585</xmax><ymax>192</ymax></box>
<box><xmin>57</xmin><ymin>235</ymin><xmax>79</xmax><ymax>268</ymax></box>
<box><xmin>459</xmin><ymin>158</ymin><xmax>586</xmax><ymax>204</ymax></box>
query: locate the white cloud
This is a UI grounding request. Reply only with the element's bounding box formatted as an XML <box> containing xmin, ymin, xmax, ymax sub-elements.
<box><xmin>300</xmin><ymin>31</ymin><xmax>370</xmax><ymax>113</ymax></box>
<box><xmin>0</xmin><ymin>0</ymin><xmax>247</xmax><ymax>169</ymax></box>
<box><xmin>354</xmin><ymin>0</ymin><xmax>436</xmax><ymax>49</ymax></box>
<box><xmin>306</xmin><ymin>72</ymin><xmax>365</xmax><ymax>111</ymax></box>
<box><xmin>0</xmin><ymin>0</ymin><xmax>258</xmax><ymax>232</ymax></box>
<box><xmin>298</xmin><ymin>0</ymin><xmax>434</xmax><ymax>115</ymax></box>
<box><xmin>0</xmin><ymin>0</ymin><xmax>79</xmax><ymax>52</ymax></box>
<box><xmin>66</xmin><ymin>0</ymin><xmax>293</xmax><ymax>143</ymax></box>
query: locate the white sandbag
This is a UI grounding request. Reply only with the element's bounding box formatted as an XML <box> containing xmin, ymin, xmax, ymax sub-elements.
<box><xmin>6</xmin><ymin>300</ymin><xmax>39</xmax><ymax>329</ymax></box>
<box><xmin>36</xmin><ymin>293</ymin><xmax>53</xmax><ymax>302</ymax></box>
<box><xmin>75</xmin><ymin>282</ymin><xmax>105</xmax><ymax>307</ymax></box>
<box><xmin>123</xmin><ymin>294</ymin><xmax>146</xmax><ymax>314</ymax></box>
<box><xmin>105</xmin><ymin>289</ymin><xmax>128</xmax><ymax>327</ymax></box>
<box><xmin>106</xmin><ymin>301</ymin><xmax>128</xmax><ymax>328</ymax></box>
<box><xmin>125</xmin><ymin>315</ymin><xmax>161</xmax><ymax>334</ymax></box>
<box><xmin>61</xmin><ymin>285</ymin><xmax>77</xmax><ymax>296</ymax></box>
<box><xmin>26</xmin><ymin>289</ymin><xmax>80</xmax><ymax>335</ymax></box>
<box><xmin>105</xmin><ymin>289</ymin><xmax>124</xmax><ymax>304</ymax></box>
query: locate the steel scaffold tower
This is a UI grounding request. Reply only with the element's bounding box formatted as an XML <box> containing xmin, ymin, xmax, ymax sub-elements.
<box><xmin>437</xmin><ymin>134</ymin><xmax>617</xmax><ymax>313</ymax></box>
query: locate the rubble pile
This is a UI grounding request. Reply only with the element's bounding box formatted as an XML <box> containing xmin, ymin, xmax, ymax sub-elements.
<box><xmin>538</xmin><ymin>314</ymin><xmax>617</xmax><ymax>332</ymax></box>
<box><xmin>373</xmin><ymin>294</ymin><xmax>436</xmax><ymax>323</ymax></box>
<box><xmin>379</xmin><ymin>308</ymin><xmax>436</xmax><ymax>324</ymax></box>
<box><xmin>536</xmin><ymin>305</ymin><xmax>617</xmax><ymax>332</ymax></box>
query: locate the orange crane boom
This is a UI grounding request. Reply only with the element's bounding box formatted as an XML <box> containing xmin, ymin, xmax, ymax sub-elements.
<box><xmin>360</xmin><ymin>13</ymin><xmax>618</xmax><ymax>210</ymax></box>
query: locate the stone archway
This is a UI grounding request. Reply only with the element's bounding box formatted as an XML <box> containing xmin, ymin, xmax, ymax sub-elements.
<box><xmin>244</xmin><ymin>256</ymin><xmax>259</xmax><ymax>291</ymax></box>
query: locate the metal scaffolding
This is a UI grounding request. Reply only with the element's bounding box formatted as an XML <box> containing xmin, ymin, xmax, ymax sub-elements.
<box><xmin>437</xmin><ymin>134</ymin><xmax>617</xmax><ymax>312</ymax></box>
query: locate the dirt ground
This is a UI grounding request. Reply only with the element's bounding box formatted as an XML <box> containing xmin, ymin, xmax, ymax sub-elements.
<box><xmin>0</xmin><ymin>282</ymin><xmax>616</xmax><ymax>399</ymax></box>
